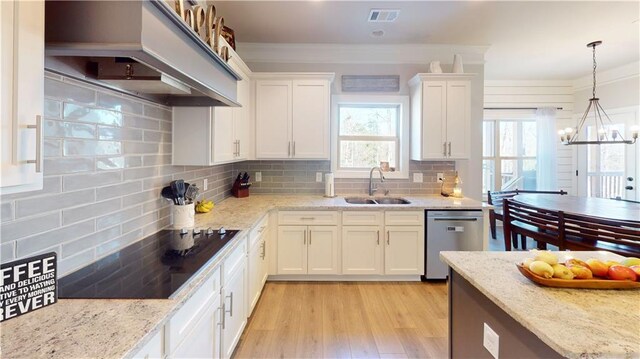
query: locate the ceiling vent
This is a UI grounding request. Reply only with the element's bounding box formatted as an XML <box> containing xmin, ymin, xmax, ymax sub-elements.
<box><xmin>368</xmin><ymin>9</ymin><xmax>400</xmax><ymax>22</ymax></box>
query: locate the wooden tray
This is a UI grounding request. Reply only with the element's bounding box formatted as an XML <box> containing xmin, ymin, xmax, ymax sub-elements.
<box><xmin>516</xmin><ymin>264</ymin><xmax>640</xmax><ymax>289</ymax></box>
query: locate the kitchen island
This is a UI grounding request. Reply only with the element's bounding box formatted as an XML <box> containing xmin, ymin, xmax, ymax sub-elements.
<box><xmin>1</xmin><ymin>194</ymin><xmax>485</xmax><ymax>359</ymax></box>
<box><xmin>440</xmin><ymin>251</ymin><xmax>640</xmax><ymax>359</ymax></box>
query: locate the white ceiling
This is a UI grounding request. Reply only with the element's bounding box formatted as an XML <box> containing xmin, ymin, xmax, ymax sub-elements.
<box><xmin>213</xmin><ymin>1</ymin><xmax>640</xmax><ymax>80</ymax></box>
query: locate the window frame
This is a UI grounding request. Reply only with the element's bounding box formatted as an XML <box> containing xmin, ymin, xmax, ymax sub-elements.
<box><xmin>331</xmin><ymin>95</ymin><xmax>410</xmax><ymax>179</ymax></box>
<box><xmin>483</xmin><ymin>111</ymin><xmax>537</xmax><ymax>195</ymax></box>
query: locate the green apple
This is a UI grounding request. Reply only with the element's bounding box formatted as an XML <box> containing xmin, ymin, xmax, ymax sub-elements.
<box><xmin>620</xmin><ymin>257</ymin><xmax>640</xmax><ymax>267</ymax></box>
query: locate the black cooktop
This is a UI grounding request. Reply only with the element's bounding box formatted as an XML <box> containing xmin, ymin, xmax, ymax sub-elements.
<box><xmin>58</xmin><ymin>229</ymin><xmax>238</xmax><ymax>299</ymax></box>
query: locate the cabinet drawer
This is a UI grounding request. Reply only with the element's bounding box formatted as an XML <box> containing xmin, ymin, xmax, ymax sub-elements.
<box><xmin>224</xmin><ymin>235</ymin><xmax>247</xmax><ymax>279</ymax></box>
<box><xmin>342</xmin><ymin>211</ymin><xmax>383</xmax><ymax>226</ymax></box>
<box><xmin>278</xmin><ymin>211</ymin><xmax>338</xmax><ymax>225</ymax></box>
<box><xmin>385</xmin><ymin>211</ymin><xmax>424</xmax><ymax>226</ymax></box>
<box><xmin>249</xmin><ymin>215</ymin><xmax>269</xmax><ymax>248</ymax></box>
<box><xmin>168</xmin><ymin>267</ymin><xmax>220</xmax><ymax>355</ymax></box>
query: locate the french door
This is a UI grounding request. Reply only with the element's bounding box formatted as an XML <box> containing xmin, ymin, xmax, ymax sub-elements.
<box><xmin>577</xmin><ymin>108</ymin><xmax>639</xmax><ymax>200</ymax></box>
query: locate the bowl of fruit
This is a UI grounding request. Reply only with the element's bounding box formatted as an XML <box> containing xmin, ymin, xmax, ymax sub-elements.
<box><xmin>517</xmin><ymin>251</ymin><xmax>640</xmax><ymax>289</ymax></box>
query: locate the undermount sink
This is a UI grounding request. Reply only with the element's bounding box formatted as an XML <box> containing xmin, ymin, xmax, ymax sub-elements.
<box><xmin>344</xmin><ymin>197</ymin><xmax>411</xmax><ymax>205</ymax></box>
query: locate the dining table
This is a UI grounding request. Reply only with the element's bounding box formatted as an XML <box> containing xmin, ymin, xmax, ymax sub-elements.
<box><xmin>512</xmin><ymin>194</ymin><xmax>640</xmax><ymax>222</ymax></box>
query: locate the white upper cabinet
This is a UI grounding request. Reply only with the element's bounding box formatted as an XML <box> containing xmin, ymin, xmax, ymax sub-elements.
<box><xmin>0</xmin><ymin>0</ymin><xmax>44</xmax><ymax>194</ymax></box>
<box><xmin>409</xmin><ymin>74</ymin><xmax>473</xmax><ymax>161</ymax></box>
<box><xmin>255</xmin><ymin>73</ymin><xmax>334</xmax><ymax>160</ymax></box>
<box><xmin>172</xmin><ymin>42</ymin><xmax>251</xmax><ymax>166</ymax></box>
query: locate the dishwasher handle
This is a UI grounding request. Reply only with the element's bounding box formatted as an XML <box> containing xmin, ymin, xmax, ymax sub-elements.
<box><xmin>432</xmin><ymin>218</ymin><xmax>478</xmax><ymax>222</ymax></box>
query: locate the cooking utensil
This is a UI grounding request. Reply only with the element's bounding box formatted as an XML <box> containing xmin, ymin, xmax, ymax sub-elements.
<box><xmin>161</xmin><ymin>186</ymin><xmax>177</xmax><ymax>204</ymax></box>
<box><xmin>176</xmin><ymin>179</ymin><xmax>186</xmax><ymax>205</ymax></box>
<box><xmin>185</xmin><ymin>184</ymin><xmax>199</xmax><ymax>203</ymax></box>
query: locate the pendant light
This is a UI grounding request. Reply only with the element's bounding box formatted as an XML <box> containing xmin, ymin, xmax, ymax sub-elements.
<box><xmin>558</xmin><ymin>41</ymin><xmax>639</xmax><ymax>145</ymax></box>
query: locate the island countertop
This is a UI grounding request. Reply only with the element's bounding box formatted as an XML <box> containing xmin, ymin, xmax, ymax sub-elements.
<box><xmin>440</xmin><ymin>251</ymin><xmax>640</xmax><ymax>359</ymax></box>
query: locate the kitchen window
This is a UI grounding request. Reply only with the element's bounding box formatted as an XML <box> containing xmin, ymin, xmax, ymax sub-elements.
<box><xmin>483</xmin><ymin>118</ymin><xmax>538</xmax><ymax>195</ymax></box>
<box><xmin>331</xmin><ymin>95</ymin><xmax>409</xmax><ymax>179</ymax></box>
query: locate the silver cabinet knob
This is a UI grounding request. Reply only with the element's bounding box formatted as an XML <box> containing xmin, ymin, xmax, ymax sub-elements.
<box><xmin>180</xmin><ymin>228</ymin><xmax>188</xmax><ymax>235</ymax></box>
<box><xmin>206</xmin><ymin>227</ymin><xmax>214</xmax><ymax>235</ymax></box>
<box><xmin>218</xmin><ymin>227</ymin><xmax>226</xmax><ymax>235</ymax></box>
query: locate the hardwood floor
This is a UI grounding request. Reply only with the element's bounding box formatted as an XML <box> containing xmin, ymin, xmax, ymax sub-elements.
<box><xmin>233</xmin><ymin>281</ymin><xmax>448</xmax><ymax>359</ymax></box>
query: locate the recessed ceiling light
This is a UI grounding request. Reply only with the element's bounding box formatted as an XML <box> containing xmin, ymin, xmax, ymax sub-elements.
<box><xmin>370</xmin><ymin>29</ymin><xmax>385</xmax><ymax>38</ymax></box>
<box><xmin>368</xmin><ymin>9</ymin><xmax>400</xmax><ymax>23</ymax></box>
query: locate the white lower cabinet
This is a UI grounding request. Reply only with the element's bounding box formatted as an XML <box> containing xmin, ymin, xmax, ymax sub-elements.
<box><xmin>341</xmin><ymin>226</ymin><xmax>384</xmax><ymax>275</ymax></box>
<box><xmin>132</xmin><ymin>328</ymin><xmax>164</xmax><ymax>359</ymax></box>
<box><xmin>172</xmin><ymin>296</ymin><xmax>221</xmax><ymax>359</ymax></box>
<box><xmin>384</xmin><ymin>226</ymin><xmax>424</xmax><ymax>275</ymax></box>
<box><xmin>247</xmin><ymin>221</ymin><xmax>269</xmax><ymax>317</ymax></box>
<box><xmin>277</xmin><ymin>225</ymin><xmax>339</xmax><ymax>275</ymax></box>
<box><xmin>221</xmin><ymin>241</ymin><xmax>248</xmax><ymax>359</ymax></box>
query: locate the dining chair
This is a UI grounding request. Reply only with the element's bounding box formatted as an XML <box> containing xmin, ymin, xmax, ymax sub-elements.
<box><xmin>488</xmin><ymin>189</ymin><xmax>567</xmax><ymax>249</ymax></box>
<box><xmin>502</xmin><ymin>198</ymin><xmax>565</xmax><ymax>251</ymax></box>
<box><xmin>562</xmin><ymin>213</ymin><xmax>640</xmax><ymax>257</ymax></box>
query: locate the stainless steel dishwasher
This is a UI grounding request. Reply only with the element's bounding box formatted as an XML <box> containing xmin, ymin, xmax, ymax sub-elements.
<box><xmin>424</xmin><ymin>210</ymin><xmax>483</xmax><ymax>279</ymax></box>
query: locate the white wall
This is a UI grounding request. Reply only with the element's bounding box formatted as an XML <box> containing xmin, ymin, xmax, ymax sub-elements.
<box><xmin>484</xmin><ymin>80</ymin><xmax>576</xmax><ymax>194</ymax></box>
<box><xmin>573</xmin><ymin>61</ymin><xmax>640</xmax><ymax>110</ymax></box>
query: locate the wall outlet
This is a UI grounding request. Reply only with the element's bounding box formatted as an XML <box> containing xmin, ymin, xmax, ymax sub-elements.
<box><xmin>255</xmin><ymin>172</ymin><xmax>262</xmax><ymax>182</ymax></box>
<box><xmin>203</xmin><ymin>178</ymin><xmax>208</xmax><ymax>190</ymax></box>
<box><xmin>316</xmin><ymin>172</ymin><xmax>323</xmax><ymax>182</ymax></box>
<box><xmin>437</xmin><ymin>173</ymin><xmax>444</xmax><ymax>183</ymax></box>
<box><xmin>413</xmin><ymin>173</ymin><xmax>423</xmax><ymax>183</ymax></box>
<box><xmin>483</xmin><ymin>323</ymin><xmax>499</xmax><ymax>359</ymax></box>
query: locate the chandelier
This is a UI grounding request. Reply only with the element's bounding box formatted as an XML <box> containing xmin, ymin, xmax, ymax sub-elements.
<box><xmin>558</xmin><ymin>41</ymin><xmax>638</xmax><ymax>145</ymax></box>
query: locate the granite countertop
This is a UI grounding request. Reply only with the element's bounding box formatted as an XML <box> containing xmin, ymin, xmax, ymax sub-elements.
<box><xmin>1</xmin><ymin>194</ymin><xmax>484</xmax><ymax>359</ymax></box>
<box><xmin>440</xmin><ymin>251</ymin><xmax>640</xmax><ymax>359</ymax></box>
<box><xmin>194</xmin><ymin>194</ymin><xmax>487</xmax><ymax>229</ymax></box>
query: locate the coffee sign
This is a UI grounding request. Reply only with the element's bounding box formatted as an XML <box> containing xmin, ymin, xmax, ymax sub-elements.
<box><xmin>0</xmin><ymin>253</ymin><xmax>57</xmax><ymax>322</ymax></box>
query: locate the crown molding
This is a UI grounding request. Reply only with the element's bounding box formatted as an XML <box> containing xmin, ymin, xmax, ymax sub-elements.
<box><xmin>235</xmin><ymin>42</ymin><xmax>488</xmax><ymax>65</ymax></box>
<box><xmin>251</xmin><ymin>72</ymin><xmax>336</xmax><ymax>81</ymax></box>
<box><xmin>572</xmin><ymin>61</ymin><xmax>640</xmax><ymax>91</ymax></box>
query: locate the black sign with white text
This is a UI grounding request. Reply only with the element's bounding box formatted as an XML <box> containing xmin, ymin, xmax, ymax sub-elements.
<box><xmin>0</xmin><ymin>253</ymin><xmax>57</xmax><ymax>322</ymax></box>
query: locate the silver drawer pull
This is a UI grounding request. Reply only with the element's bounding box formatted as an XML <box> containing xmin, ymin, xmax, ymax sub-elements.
<box><xmin>300</xmin><ymin>217</ymin><xmax>315</xmax><ymax>220</ymax></box>
<box><xmin>226</xmin><ymin>292</ymin><xmax>233</xmax><ymax>317</ymax></box>
<box><xmin>26</xmin><ymin>115</ymin><xmax>42</xmax><ymax>173</ymax></box>
<box><xmin>377</xmin><ymin>230</ymin><xmax>380</xmax><ymax>245</ymax></box>
<box><xmin>220</xmin><ymin>303</ymin><xmax>226</xmax><ymax>329</ymax></box>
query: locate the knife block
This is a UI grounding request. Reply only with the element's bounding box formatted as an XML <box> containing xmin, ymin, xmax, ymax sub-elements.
<box><xmin>231</xmin><ymin>183</ymin><xmax>249</xmax><ymax>198</ymax></box>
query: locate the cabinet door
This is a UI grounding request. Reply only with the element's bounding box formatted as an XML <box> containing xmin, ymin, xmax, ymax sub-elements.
<box><xmin>1</xmin><ymin>0</ymin><xmax>44</xmax><ymax>194</ymax></box>
<box><xmin>247</xmin><ymin>238</ymin><xmax>262</xmax><ymax>315</ymax></box>
<box><xmin>132</xmin><ymin>329</ymin><xmax>164</xmax><ymax>359</ymax></box>
<box><xmin>255</xmin><ymin>80</ymin><xmax>291</xmax><ymax>159</ymax></box>
<box><xmin>307</xmin><ymin>226</ymin><xmax>339</xmax><ymax>274</ymax></box>
<box><xmin>445</xmin><ymin>81</ymin><xmax>470</xmax><ymax>159</ymax></box>
<box><xmin>291</xmin><ymin>80</ymin><xmax>330</xmax><ymax>159</ymax></box>
<box><xmin>172</xmin><ymin>296</ymin><xmax>221</xmax><ymax>359</ymax></box>
<box><xmin>277</xmin><ymin>226</ymin><xmax>307</xmax><ymax>274</ymax></box>
<box><xmin>222</xmin><ymin>262</ymin><xmax>247</xmax><ymax>359</ymax></box>
<box><xmin>421</xmin><ymin>81</ymin><xmax>447</xmax><ymax>160</ymax></box>
<box><xmin>213</xmin><ymin>107</ymin><xmax>235</xmax><ymax>163</ymax></box>
<box><xmin>341</xmin><ymin>226</ymin><xmax>383</xmax><ymax>275</ymax></box>
<box><xmin>384</xmin><ymin>226</ymin><xmax>424</xmax><ymax>275</ymax></box>
<box><xmin>233</xmin><ymin>68</ymin><xmax>251</xmax><ymax>161</ymax></box>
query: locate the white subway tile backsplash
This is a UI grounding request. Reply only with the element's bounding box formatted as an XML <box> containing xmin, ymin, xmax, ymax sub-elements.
<box><xmin>63</xmin><ymin>139</ymin><xmax>122</xmax><ymax>156</ymax></box>
<box><xmin>63</xmin><ymin>171</ymin><xmax>122</xmax><ymax>192</ymax></box>
<box><xmin>143</xmin><ymin>104</ymin><xmax>172</xmax><ymax>121</ymax></box>
<box><xmin>64</xmin><ymin>103</ymin><xmax>123</xmax><ymax>126</ymax></box>
<box><xmin>96</xmin><ymin>156</ymin><xmax>143</xmax><ymax>170</ymax></box>
<box><xmin>62</xmin><ymin>198</ymin><xmax>121</xmax><ymax>225</ymax></box>
<box><xmin>3</xmin><ymin>72</ymin><xmax>234</xmax><ymax>277</ymax></box>
<box><xmin>97</xmin><ymin>125</ymin><xmax>143</xmax><ymax>141</ymax></box>
<box><xmin>1</xmin><ymin>242</ymin><xmax>15</xmax><ymax>262</ymax></box>
<box><xmin>15</xmin><ymin>189</ymin><xmax>95</xmax><ymax>219</ymax></box>
<box><xmin>96</xmin><ymin>206</ymin><xmax>142</xmax><ymax>230</ymax></box>
<box><xmin>124</xmin><ymin>115</ymin><xmax>160</xmax><ymax>130</ymax></box>
<box><xmin>44</xmin><ymin>157</ymin><xmax>95</xmax><ymax>175</ymax></box>
<box><xmin>45</xmin><ymin>120</ymin><xmax>97</xmax><ymax>139</ymax></box>
<box><xmin>16</xmin><ymin>219</ymin><xmax>95</xmax><ymax>257</ymax></box>
<box><xmin>96</xmin><ymin>181</ymin><xmax>143</xmax><ymax>201</ymax></box>
<box><xmin>1</xmin><ymin>202</ymin><xmax>14</xmax><ymax>222</ymax></box>
<box><xmin>45</xmin><ymin>78</ymin><xmax>96</xmax><ymax>105</ymax></box>
<box><xmin>44</xmin><ymin>99</ymin><xmax>61</xmax><ymax>118</ymax></box>
<box><xmin>62</xmin><ymin>226</ymin><xmax>121</xmax><ymax>259</ymax></box>
<box><xmin>97</xmin><ymin>92</ymin><xmax>144</xmax><ymax>115</ymax></box>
